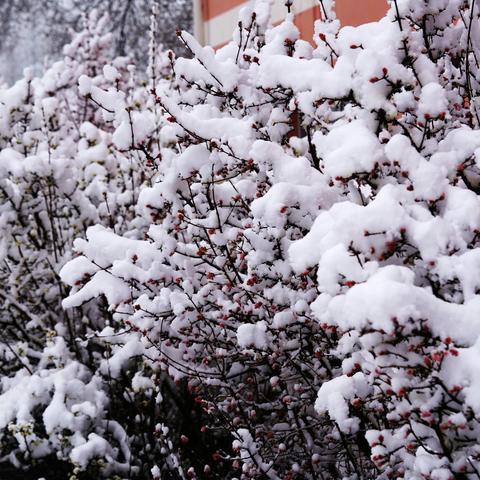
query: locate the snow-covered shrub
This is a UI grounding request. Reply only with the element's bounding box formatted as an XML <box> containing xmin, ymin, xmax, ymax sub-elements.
<box><xmin>62</xmin><ymin>3</ymin><xmax>341</xmax><ymax>477</ymax></box>
<box><xmin>0</xmin><ymin>11</ymin><xmax>152</xmax><ymax>477</ymax></box>
<box><xmin>4</xmin><ymin>0</ymin><xmax>480</xmax><ymax>478</ymax></box>
<box><xmin>305</xmin><ymin>2</ymin><xmax>480</xmax><ymax>478</ymax></box>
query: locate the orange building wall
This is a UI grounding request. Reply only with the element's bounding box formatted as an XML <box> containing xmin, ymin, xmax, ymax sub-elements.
<box><xmin>196</xmin><ymin>0</ymin><xmax>389</xmax><ymax>49</ymax></box>
<box><xmin>294</xmin><ymin>1</ymin><xmax>389</xmax><ymax>43</ymax></box>
<box><xmin>294</xmin><ymin>6</ymin><xmax>321</xmax><ymax>44</ymax></box>
<box><xmin>201</xmin><ymin>0</ymin><xmax>247</xmax><ymax>21</ymax></box>
<box><xmin>336</xmin><ymin>0</ymin><xmax>389</xmax><ymax>26</ymax></box>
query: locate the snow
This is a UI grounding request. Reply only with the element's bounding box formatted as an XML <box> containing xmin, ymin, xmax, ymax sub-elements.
<box><xmin>101</xmin><ymin>339</ymin><xmax>145</xmax><ymax>378</ymax></box>
<box><xmin>112</xmin><ymin>110</ymin><xmax>156</xmax><ymax>150</ymax></box>
<box><xmin>314</xmin><ymin>120</ymin><xmax>383</xmax><ymax>179</ymax></box>
<box><xmin>62</xmin><ymin>270</ymin><xmax>131</xmax><ymax>309</ymax></box>
<box><xmin>103</xmin><ymin>65</ymin><xmax>120</xmax><ymax>82</ymax></box>
<box><xmin>237</xmin><ymin>321</ymin><xmax>268</xmax><ymax>349</ymax></box>
<box><xmin>160</xmin><ymin>97</ymin><xmax>253</xmax><ymax>144</ymax></box>
<box><xmin>315</xmin><ymin>372</ymin><xmax>370</xmax><ymax>432</ymax></box>
<box><xmin>78</xmin><ymin>74</ymin><xmax>92</xmax><ymax>96</ymax></box>
<box><xmin>3</xmin><ymin>0</ymin><xmax>480</xmax><ymax>479</ymax></box>
<box><xmin>70</xmin><ymin>433</ymin><xmax>113</xmax><ymax>469</ymax></box>
<box><xmin>418</xmin><ymin>83</ymin><xmax>448</xmax><ymax>118</ymax></box>
<box><xmin>288</xmin><ymin>185</ymin><xmax>407</xmax><ymax>273</ymax></box>
<box><xmin>312</xmin><ymin>265</ymin><xmax>480</xmax><ymax>344</ymax></box>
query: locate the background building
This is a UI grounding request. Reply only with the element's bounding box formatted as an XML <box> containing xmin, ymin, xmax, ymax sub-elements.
<box><xmin>193</xmin><ymin>0</ymin><xmax>388</xmax><ymax>48</ymax></box>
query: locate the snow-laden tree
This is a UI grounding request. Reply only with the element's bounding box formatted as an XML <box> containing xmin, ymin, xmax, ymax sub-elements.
<box><xmin>2</xmin><ymin>0</ymin><xmax>480</xmax><ymax>478</ymax></box>
<box><xmin>62</xmin><ymin>0</ymin><xmax>480</xmax><ymax>478</ymax></box>
<box><xmin>0</xmin><ymin>10</ymin><xmax>161</xmax><ymax>478</ymax></box>
<box><xmin>62</xmin><ymin>2</ymin><xmax>340</xmax><ymax>477</ymax></box>
<box><xmin>0</xmin><ymin>0</ymin><xmax>192</xmax><ymax>83</ymax></box>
